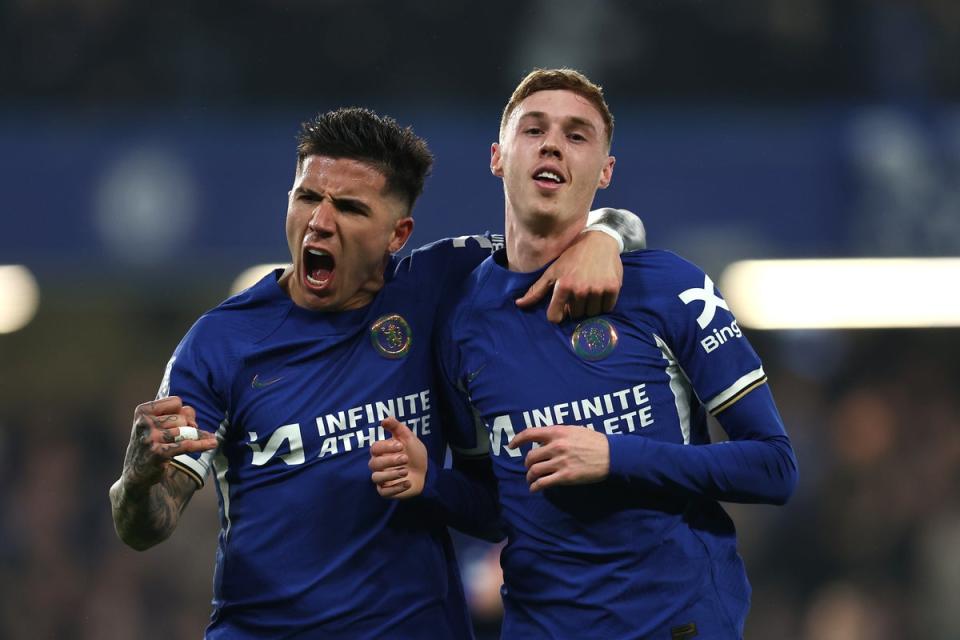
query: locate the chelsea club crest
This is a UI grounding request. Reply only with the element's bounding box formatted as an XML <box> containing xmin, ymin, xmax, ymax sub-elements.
<box><xmin>370</xmin><ymin>314</ymin><xmax>412</xmax><ymax>359</ymax></box>
<box><xmin>571</xmin><ymin>317</ymin><xmax>618</xmax><ymax>361</ymax></box>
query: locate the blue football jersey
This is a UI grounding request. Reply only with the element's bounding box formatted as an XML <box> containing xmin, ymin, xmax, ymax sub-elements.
<box><xmin>438</xmin><ymin>249</ymin><xmax>798</xmax><ymax>640</ymax></box>
<box><xmin>160</xmin><ymin>235</ymin><xmax>502</xmax><ymax>639</ymax></box>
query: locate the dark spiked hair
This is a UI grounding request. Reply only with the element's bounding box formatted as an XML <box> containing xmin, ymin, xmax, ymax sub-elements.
<box><xmin>296</xmin><ymin>107</ymin><xmax>433</xmax><ymax>212</ymax></box>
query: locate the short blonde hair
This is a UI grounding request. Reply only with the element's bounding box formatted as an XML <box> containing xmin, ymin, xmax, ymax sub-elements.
<box><xmin>500</xmin><ymin>68</ymin><xmax>614</xmax><ymax>147</ymax></box>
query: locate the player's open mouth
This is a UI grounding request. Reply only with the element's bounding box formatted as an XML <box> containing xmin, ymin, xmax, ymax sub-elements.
<box><xmin>303</xmin><ymin>247</ymin><xmax>335</xmax><ymax>289</ymax></box>
<box><xmin>533</xmin><ymin>167</ymin><xmax>566</xmax><ymax>189</ymax></box>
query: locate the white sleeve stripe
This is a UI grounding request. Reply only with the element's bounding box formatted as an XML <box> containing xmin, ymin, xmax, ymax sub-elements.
<box><xmin>653</xmin><ymin>334</ymin><xmax>694</xmax><ymax>445</ymax></box>
<box><xmin>705</xmin><ymin>366</ymin><xmax>767</xmax><ymax>413</ymax></box>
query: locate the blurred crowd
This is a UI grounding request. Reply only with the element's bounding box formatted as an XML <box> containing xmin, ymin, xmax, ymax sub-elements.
<box><xmin>2</xmin><ymin>0</ymin><xmax>959</xmax><ymax>107</ymax></box>
<box><xmin>0</xmin><ymin>306</ymin><xmax>957</xmax><ymax>639</ymax></box>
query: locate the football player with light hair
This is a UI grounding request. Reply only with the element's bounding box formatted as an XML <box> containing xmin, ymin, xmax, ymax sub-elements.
<box><xmin>371</xmin><ymin>69</ymin><xmax>798</xmax><ymax>639</ymax></box>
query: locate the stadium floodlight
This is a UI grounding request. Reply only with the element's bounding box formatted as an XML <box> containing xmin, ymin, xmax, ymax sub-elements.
<box><xmin>0</xmin><ymin>265</ymin><xmax>40</xmax><ymax>334</ymax></box>
<box><xmin>230</xmin><ymin>264</ymin><xmax>288</xmax><ymax>296</ymax></box>
<box><xmin>719</xmin><ymin>258</ymin><xmax>960</xmax><ymax>329</ymax></box>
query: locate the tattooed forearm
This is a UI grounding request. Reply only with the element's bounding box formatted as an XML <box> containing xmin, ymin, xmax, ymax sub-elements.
<box><xmin>110</xmin><ymin>465</ymin><xmax>197</xmax><ymax>550</ymax></box>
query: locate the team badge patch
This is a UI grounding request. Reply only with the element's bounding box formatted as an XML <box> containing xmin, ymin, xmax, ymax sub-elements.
<box><xmin>370</xmin><ymin>314</ymin><xmax>412</xmax><ymax>359</ymax></box>
<box><xmin>571</xmin><ymin>317</ymin><xmax>618</xmax><ymax>361</ymax></box>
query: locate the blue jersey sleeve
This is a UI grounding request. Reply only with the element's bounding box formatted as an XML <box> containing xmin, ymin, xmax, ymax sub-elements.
<box><xmin>409</xmin><ymin>306</ymin><xmax>503</xmax><ymax>541</ymax></box>
<box><xmin>158</xmin><ymin>316</ymin><xmax>233</xmax><ymax>488</ymax></box>
<box><xmin>608</xmin><ymin>254</ymin><xmax>798</xmax><ymax>504</ymax></box>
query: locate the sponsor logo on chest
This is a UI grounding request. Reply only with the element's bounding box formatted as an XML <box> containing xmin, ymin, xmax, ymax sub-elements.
<box><xmin>246</xmin><ymin>389</ymin><xmax>432</xmax><ymax>466</ymax></box>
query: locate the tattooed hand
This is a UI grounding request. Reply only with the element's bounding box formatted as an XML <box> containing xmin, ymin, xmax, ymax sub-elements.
<box><xmin>121</xmin><ymin>396</ymin><xmax>217</xmax><ymax>490</ymax></box>
<box><xmin>111</xmin><ymin>396</ymin><xmax>218</xmax><ymax>550</ymax></box>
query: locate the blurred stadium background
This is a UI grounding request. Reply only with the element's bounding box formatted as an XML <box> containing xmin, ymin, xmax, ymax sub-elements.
<box><xmin>2</xmin><ymin>1</ymin><xmax>959</xmax><ymax>638</ymax></box>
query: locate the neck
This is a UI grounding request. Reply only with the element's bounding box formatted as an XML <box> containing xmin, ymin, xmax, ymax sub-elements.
<box><xmin>504</xmin><ymin>203</ymin><xmax>588</xmax><ymax>272</ymax></box>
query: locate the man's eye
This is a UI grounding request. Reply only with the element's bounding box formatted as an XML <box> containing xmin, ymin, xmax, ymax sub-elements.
<box><xmin>569</xmin><ymin>133</ymin><xmax>586</xmax><ymax>142</ymax></box>
<box><xmin>339</xmin><ymin>204</ymin><xmax>367</xmax><ymax>216</ymax></box>
<box><xmin>525</xmin><ymin>128</ymin><xmax>542</xmax><ymax>135</ymax></box>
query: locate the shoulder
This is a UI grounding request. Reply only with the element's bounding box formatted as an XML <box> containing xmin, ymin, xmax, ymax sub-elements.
<box><xmin>622</xmin><ymin>249</ymin><xmax>704</xmax><ymax>279</ymax></box>
<box><xmin>181</xmin><ymin>270</ymin><xmax>291</xmax><ymax>353</ymax></box>
<box><xmin>437</xmin><ymin>253</ymin><xmax>494</xmax><ymax>328</ymax></box>
<box><xmin>621</xmin><ymin>249</ymin><xmax>712</xmax><ymax>300</ymax></box>
<box><xmin>394</xmin><ymin>233</ymin><xmax>504</xmax><ymax>283</ymax></box>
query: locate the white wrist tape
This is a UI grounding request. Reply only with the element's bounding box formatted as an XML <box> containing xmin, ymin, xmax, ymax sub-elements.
<box><xmin>175</xmin><ymin>426</ymin><xmax>199</xmax><ymax>442</ymax></box>
<box><xmin>582</xmin><ymin>223</ymin><xmax>625</xmax><ymax>253</ymax></box>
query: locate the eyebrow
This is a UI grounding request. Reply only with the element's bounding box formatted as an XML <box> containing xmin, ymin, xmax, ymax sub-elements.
<box><xmin>518</xmin><ymin>111</ymin><xmax>598</xmax><ymax>134</ymax></box>
<box><xmin>330</xmin><ymin>195</ymin><xmax>372</xmax><ymax>215</ymax></box>
<box><xmin>293</xmin><ymin>187</ymin><xmax>373</xmax><ymax>215</ymax></box>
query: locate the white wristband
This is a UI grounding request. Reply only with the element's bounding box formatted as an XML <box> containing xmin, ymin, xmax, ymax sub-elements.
<box><xmin>582</xmin><ymin>223</ymin><xmax>625</xmax><ymax>253</ymax></box>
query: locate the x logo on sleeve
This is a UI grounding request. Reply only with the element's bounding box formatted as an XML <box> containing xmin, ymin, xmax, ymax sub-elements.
<box><xmin>679</xmin><ymin>274</ymin><xmax>729</xmax><ymax>329</ymax></box>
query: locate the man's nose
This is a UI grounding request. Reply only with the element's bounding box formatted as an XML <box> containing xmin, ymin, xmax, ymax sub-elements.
<box><xmin>308</xmin><ymin>202</ymin><xmax>336</xmax><ymax>235</ymax></box>
<box><xmin>539</xmin><ymin>132</ymin><xmax>562</xmax><ymax>158</ymax></box>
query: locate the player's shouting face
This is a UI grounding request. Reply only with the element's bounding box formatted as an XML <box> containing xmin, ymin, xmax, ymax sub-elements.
<box><xmin>282</xmin><ymin>155</ymin><xmax>414</xmax><ymax>311</ymax></box>
<box><xmin>492</xmin><ymin>89</ymin><xmax>615</xmax><ymax>230</ymax></box>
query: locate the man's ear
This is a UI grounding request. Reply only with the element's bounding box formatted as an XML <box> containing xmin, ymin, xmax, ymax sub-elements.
<box><xmin>388</xmin><ymin>216</ymin><xmax>415</xmax><ymax>253</ymax></box>
<box><xmin>598</xmin><ymin>155</ymin><xmax>615</xmax><ymax>189</ymax></box>
<box><xmin>491</xmin><ymin>142</ymin><xmax>504</xmax><ymax>177</ymax></box>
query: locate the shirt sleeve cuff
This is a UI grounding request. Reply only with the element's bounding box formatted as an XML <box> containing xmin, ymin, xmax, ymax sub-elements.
<box><xmin>607</xmin><ymin>434</ymin><xmax>649</xmax><ymax>481</ymax></box>
<box><xmin>418</xmin><ymin>461</ymin><xmax>442</xmax><ymax>501</ymax></box>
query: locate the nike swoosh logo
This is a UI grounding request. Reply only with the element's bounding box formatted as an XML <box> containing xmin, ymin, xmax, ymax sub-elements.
<box><xmin>251</xmin><ymin>374</ymin><xmax>283</xmax><ymax>389</ymax></box>
<box><xmin>465</xmin><ymin>364</ymin><xmax>487</xmax><ymax>384</ymax></box>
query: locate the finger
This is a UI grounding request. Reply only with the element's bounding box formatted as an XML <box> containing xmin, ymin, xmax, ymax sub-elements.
<box><xmin>371</xmin><ymin>468</ymin><xmax>408</xmax><ymax>485</ymax></box>
<box><xmin>545</xmin><ymin>287</ymin><xmax>569</xmax><ymax>323</ymax></box>
<box><xmin>368</xmin><ymin>453</ymin><xmax>409</xmax><ymax>472</ymax></box>
<box><xmin>180</xmin><ymin>405</ymin><xmax>198</xmax><ymax>428</ymax></box>
<box><xmin>161</xmin><ymin>425</ymin><xmax>217</xmax><ymax>445</ymax></box>
<box><xmin>516</xmin><ymin>274</ymin><xmax>554</xmax><ymax>308</ymax></box>
<box><xmin>139</xmin><ymin>414</ymin><xmax>188</xmax><ymax>444</ymax></box>
<box><xmin>528</xmin><ymin>474</ymin><xmax>559</xmax><ymax>493</ymax></box>
<box><xmin>172</xmin><ymin>426</ymin><xmax>199</xmax><ymax>443</ymax></box>
<box><xmin>522</xmin><ymin>444</ymin><xmax>553</xmax><ymax>469</ymax></box>
<box><xmin>136</xmin><ymin>396</ymin><xmax>182</xmax><ymax>418</ymax></box>
<box><xmin>370</xmin><ymin>439</ymin><xmax>404</xmax><ymax>456</ymax></box>
<box><xmin>172</xmin><ymin>438</ymin><xmax>220</xmax><ymax>454</ymax></box>
<box><xmin>378</xmin><ymin>481</ymin><xmax>412</xmax><ymax>498</ymax></box>
<box><xmin>508</xmin><ymin>426</ymin><xmax>559</xmax><ymax>449</ymax></box>
<box><xmin>379</xmin><ymin>477</ymin><xmax>411</xmax><ymax>491</ymax></box>
<box><xmin>584</xmin><ymin>293</ymin><xmax>603</xmax><ymax>318</ymax></box>
<box><xmin>381</xmin><ymin>417</ymin><xmax>415</xmax><ymax>444</ymax></box>
<box><xmin>600</xmin><ymin>288</ymin><xmax>617</xmax><ymax>312</ymax></box>
<box><xmin>152</xmin><ymin>438</ymin><xmax>218</xmax><ymax>458</ymax></box>
<box><xmin>172</xmin><ymin>426</ymin><xmax>217</xmax><ymax>443</ymax></box>
<box><xmin>526</xmin><ymin>459</ymin><xmax>562</xmax><ymax>485</ymax></box>
<box><xmin>567</xmin><ymin>293</ymin><xmax>587</xmax><ymax>320</ymax></box>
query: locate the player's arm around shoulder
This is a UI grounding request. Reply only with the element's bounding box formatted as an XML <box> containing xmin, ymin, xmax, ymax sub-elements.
<box><xmin>517</xmin><ymin>208</ymin><xmax>647</xmax><ymax>322</ymax></box>
<box><xmin>109</xmin><ymin>396</ymin><xmax>218</xmax><ymax>550</ymax></box>
<box><xmin>400</xmin><ymin>233</ymin><xmax>503</xmax><ymax>295</ymax></box>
